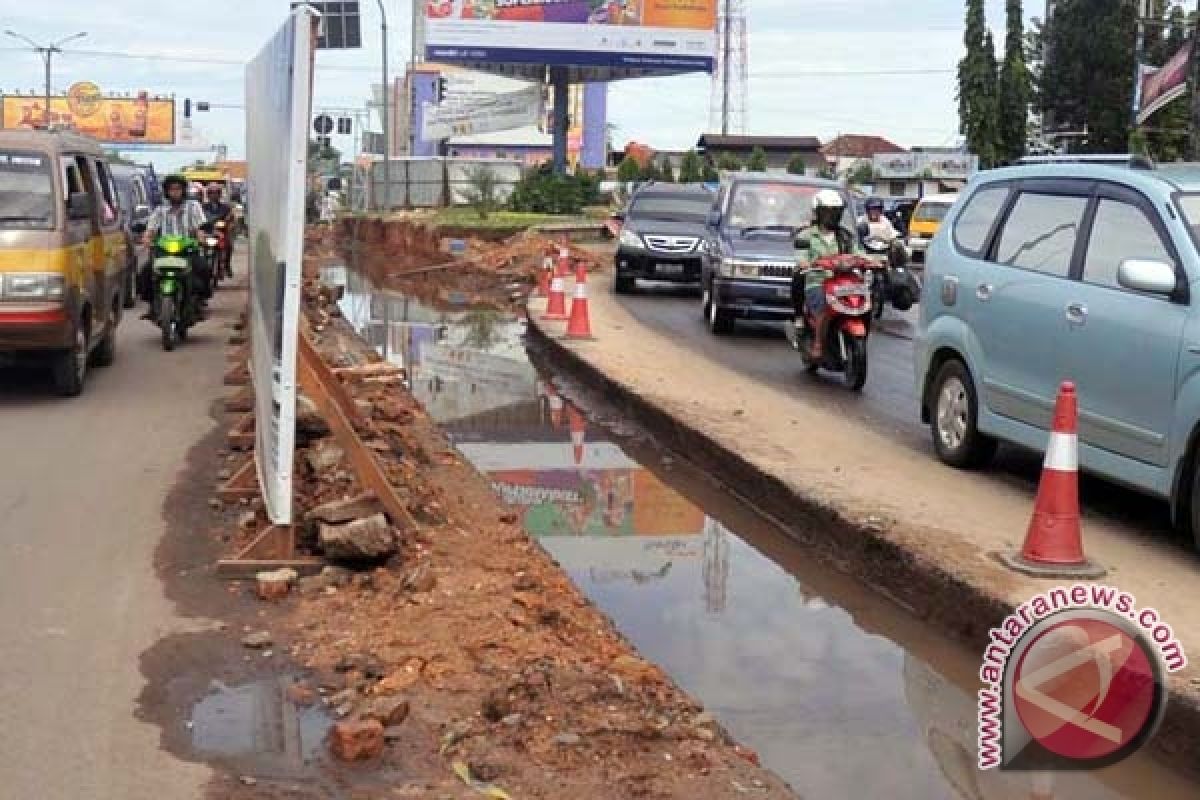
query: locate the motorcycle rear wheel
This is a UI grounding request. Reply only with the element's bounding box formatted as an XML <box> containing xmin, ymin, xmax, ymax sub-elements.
<box><xmin>842</xmin><ymin>334</ymin><xmax>868</xmax><ymax>391</ymax></box>
<box><xmin>160</xmin><ymin>296</ymin><xmax>177</xmax><ymax>351</ymax></box>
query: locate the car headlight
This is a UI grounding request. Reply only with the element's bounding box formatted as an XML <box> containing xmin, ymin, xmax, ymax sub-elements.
<box><xmin>163</xmin><ymin>239</ymin><xmax>183</xmax><ymax>255</ymax></box>
<box><xmin>734</xmin><ymin>262</ymin><xmax>760</xmax><ymax>279</ymax></box>
<box><xmin>718</xmin><ymin>258</ymin><xmax>737</xmax><ymax>278</ymax></box>
<box><xmin>619</xmin><ymin>229</ymin><xmax>644</xmax><ymax>249</ymax></box>
<box><xmin>1</xmin><ymin>272</ymin><xmax>65</xmax><ymax>300</ymax></box>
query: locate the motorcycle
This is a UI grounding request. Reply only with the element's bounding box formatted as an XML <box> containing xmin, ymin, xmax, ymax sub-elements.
<box><xmin>786</xmin><ymin>249</ymin><xmax>879</xmax><ymax>391</ymax></box>
<box><xmin>150</xmin><ymin>235</ymin><xmax>199</xmax><ymax>351</ymax></box>
<box><xmin>859</xmin><ymin>224</ymin><xmax>921</xmax><ymax>318</ymax></box>
<box><xmin>200</xmin><ymin>226</ymin><xmax>222</xmax><ymax>293</ymax></box>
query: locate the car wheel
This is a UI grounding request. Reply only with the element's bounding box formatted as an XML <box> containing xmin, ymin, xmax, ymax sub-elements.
<box><xmin>614</xmin><ymin>272</ymin><xmax>636</xmax><ymax>294</ymax></box>
<box><xmin>703</xmin><ymin>285</ymin><xmax>733</xmax><ymax>335</ymax></box>
<box><xmin>52</xmin><ymin>322</ymin><xmax>88</xmax><ymax>397</ymax></box>
<box><xmin>930</xmin><ymin>359</ymin><xmax>996</xmax><ymax>468</ymax></box>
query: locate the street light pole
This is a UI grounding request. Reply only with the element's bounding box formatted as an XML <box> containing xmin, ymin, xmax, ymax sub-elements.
<box><xmin>376</xmin><ymin>0</ymin><xmax>391</xmax><ymax>211</ymax></box>
<box><xmin>4</xmin><ymin>30</ymin><xmax>87</xmax><ymax>129</ymax></box>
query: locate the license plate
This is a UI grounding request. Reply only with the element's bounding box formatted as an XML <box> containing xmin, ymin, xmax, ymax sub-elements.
<box><xmin>155</xmin><ymin>256</ymin><xmax>189</xmax><ymax>268</ymax></box>
<box><xmin>656</xmin><ymin>263</ymin><xmax>684</xmax><ymax>275</ymax></box>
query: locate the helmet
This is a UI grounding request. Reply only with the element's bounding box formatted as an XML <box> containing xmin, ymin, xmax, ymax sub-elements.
<box><xmin>865</xmin><ymin>197</ymin><xmax>884</xmax><ymax>212</ymax></box>
<box><xmin>812</xmin><ymin>188</ymin><xmax>845</xmax><ymax>230</ymax></box>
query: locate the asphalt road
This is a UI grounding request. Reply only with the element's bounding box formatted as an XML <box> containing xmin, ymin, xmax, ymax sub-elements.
<box><xmin>613</xmin><ymin>279</ymin><xmax>1180</xmax><ymax>541</ymax></box>
<box><xmin>0</xmin><ymin>284</ymin><xmax>237</xmax><ymax>797</ymax></box>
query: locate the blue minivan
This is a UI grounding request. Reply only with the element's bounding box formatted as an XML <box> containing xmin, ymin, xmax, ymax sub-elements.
<box><xmin>915</xmin><ymin>158</ymin><xmax>1200</xmax><ymax>543</ymax></box>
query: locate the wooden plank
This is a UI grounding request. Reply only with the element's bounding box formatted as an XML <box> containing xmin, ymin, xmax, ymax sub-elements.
<box><xmin>227</xmin><ymin>412</ymin><xmax>256</xmax><ymax>450</ymax></box>
<box><xmin>217</xmin><ymin>458</ymin><xmax>259</xmax><ymax>502</ymax></box>
<box><xmin>223</xmin><ymin>386</ymin><xmax>254</xmax><ymax>414</ymax></box>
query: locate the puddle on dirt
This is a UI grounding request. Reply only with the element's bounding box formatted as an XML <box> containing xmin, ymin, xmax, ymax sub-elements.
<box><xmin>189</xmin><ymin>676</ymin><xmax>332</xmax><ymax>774</ymax></box>
<box><xmin>324</xmin><ymin>265</ymin><xmax>1199</xmax><ymax>800</ymax></box>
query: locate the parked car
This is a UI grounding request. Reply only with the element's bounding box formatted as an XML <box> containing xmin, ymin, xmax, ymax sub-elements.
<box><xmin>0</xmin><ymin>130</ymin><xmax>128</xmax><ymax>395</ymax></box>
<box><xmin>614</xmin><ymin>183</ymin><xmax>715</xmax><ymax>293</ymax></box>
<box><xmin>110</xmin><ymin>163</ymin><xmax>154</xmax><ymax>309</ymax></box>
<box><xmin>701</xmin><ymin>174</ymin><xmax>855</xmax><ymax>334</ymax></box>
<box><xmin>907</xmin><ymin>193</ymin><xmax>956</xmax><ymax>264</ymax></box>
<box><xmin>915</xmin><ymin>157</ymin><xmax>1200</xmax><ymax>544</ymax></box>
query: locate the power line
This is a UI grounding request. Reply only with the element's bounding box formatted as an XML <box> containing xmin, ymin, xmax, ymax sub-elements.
<box><xmin>0</xmin><ymin>45</ymin><xmax>377</xmax><ymax>72</ymax></box>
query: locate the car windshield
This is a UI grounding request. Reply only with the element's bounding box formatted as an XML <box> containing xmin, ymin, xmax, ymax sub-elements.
<box><xmin>629</xmin><ymin>193</ymin><xmax>712</xmax><ymax>221</ymax></box>
<box><xmin>0</xmin><ymin>150</ymin><xmax>55</xmax><ymax>230</ymax></box>
<box><xmin>726</xmin><ymin>182</ymin><xmax>853</xmax><ymax>231</ymax></box>
<box><xmin>914</xmin><ymin>201</ymin><xmax>951</xmax><ymax>223</ymax></box>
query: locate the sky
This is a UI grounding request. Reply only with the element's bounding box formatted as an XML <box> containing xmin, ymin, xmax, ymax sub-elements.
<box><xmin>0</xmin><ymin>0</ymin><xmax>1039</xmax><ymax>172</ymax></box>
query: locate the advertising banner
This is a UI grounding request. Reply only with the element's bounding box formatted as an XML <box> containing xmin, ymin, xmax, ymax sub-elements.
<box><xmin>424</xmin><ymin>0</ymin><xmax>717</xmax><ymax>73</ymax></box>
<box><xmin>1137</xmin><ymin>40</ymin><xmax>1192</xmax><ymax>125</ymax></box>
<box><xmin>422</xmin><ymin>84</ymin><xmax>543</xmax><ymax>139</ymax></box>
<box><xmin>1</xmin><ymin>84</ymin><xmax>175</xmax><ymax>144</ymax></box>
<box><xmin>245</xmin><ymin>6</ymin><xmax>318</xmax><ymax>525</ymax></box>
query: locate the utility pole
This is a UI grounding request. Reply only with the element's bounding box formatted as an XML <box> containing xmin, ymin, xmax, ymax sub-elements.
<box><xmin>377</xmin><ymin>0</ymin><xmax>391</xmax><ymax>211</ymax></box>
<box><xmin>721</xmin><ymin>0</ymin><xmax>731</xmax><ymax>135</ymax></box>
<box><xmin>4</xmin><ymin>29</ymin><xmax>87</xmax><ymax>128</ymax></box>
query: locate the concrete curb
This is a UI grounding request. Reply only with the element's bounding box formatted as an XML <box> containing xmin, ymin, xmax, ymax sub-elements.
<box><xmin>526</xmin><ymin>314</ymin><xmax>1200</xmax><ymax>773</ymax></box>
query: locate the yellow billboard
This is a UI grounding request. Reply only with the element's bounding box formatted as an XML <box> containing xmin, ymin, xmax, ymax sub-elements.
<box><xmin>1</xmin><ymin>83</ymin><xmax>175</xmax><ymax>145</ymax></box>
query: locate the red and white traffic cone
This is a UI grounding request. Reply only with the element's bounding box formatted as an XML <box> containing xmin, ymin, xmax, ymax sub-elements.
<box><xmin>542</xmin><ymin>272</ymin><xmax>569</xmax><ymax>320</ymax></box>
<box><xmin>565</xmin><ymin>261</ymin><xmax>594</xmax><ymax>340</ymax></box>
<box><xmin>556</xmin><ymin>243</ymin><xmax>572</xmax><ymax>278</ymax></box>
<box><xmin>568</xmin><ymin>405</ymin><xmax>587</xmax><ymax>466</ymax></box>
<box><xmin>998</xmin><ymin>381</ymin><xmax>1106</xmax><ymax>578</ymax></box>
<box><xmin>548</xmin><ymin>391</ymin><xmax>565</xmax><ymax>429</ymax></box>
<box><xmin>535</xmin><ymin>256</ymin><xmax>553</xmax><ymax>298</ymax></box>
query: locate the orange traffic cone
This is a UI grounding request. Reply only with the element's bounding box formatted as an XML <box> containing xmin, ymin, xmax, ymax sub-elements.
<box><xmin>556</xmin><ymin>243</ymin><xmax>571</xmax><ymax>278</ymax></box>
<box><xmin>542</xmin><ymin>272</ymin><xmax>568</xmax><ymax>320</ymax></box>
<box><xmin>535</xmin><ymin>256</ymin><xmax>553</xmax><ymax>298</ymax></box>
<box><xmin>565</xmin><ymin>261</ymin><xmax>594</xmax><ymax>340</ymax></box>
<box><xmin>998</xmin><ymin>382</ymin><xmax>1106</xmax><ymax>578</ymax></box>
<box><xmin>568</xmin><ymin>405</ymin><xmax>586</xmax><ymax>466</ymax></box>
<box><xmin>548</xmin><ymin>391</ymin><xmax>565</xmax><ymax>429</ymax></box>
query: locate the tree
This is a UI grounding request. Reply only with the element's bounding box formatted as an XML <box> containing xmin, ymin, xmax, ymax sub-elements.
<box><xmin>996</xmin><ymin>0</ymin><xmax>1031</xmax><ymax>164</ymax></box>
<box><xmin>657</xmin><ymin>156</ymin><xmax>676</xmax><ymax>182</ymax></box>
<box><xmin>786</xmin><ymin>154</ymin><xmax>807</xmax><ymax>175</ymax></box>
<box><xmin>847</xmin><ymin>162</ymin><xmax>876</xmax><ymax>185</ymax></box>
<box><xmin>717</xmin><ymin>153</ymin><xmax>743</xmax><ymax>172</ymax></box>
<box><xmin>1039</xmin><ymin>0</ymin><xmax>1136</xmax><ymax>153</ymax></box>
<box><xmin>679</xmin><ymin>149</ymin><xmax>705</xmax><ymax>182</ymax></box>
<box><xmin>639</xmin><ymin>160</ymin><xmax>661</xmax><ymax>182</ymax></box>
<box><xmin>616</xmin><ymin>154</ymin><xmax>641</xmax><ymax>183</ymax></box>
<box><xmin>461</xmin><ymin>164</ymin><xmax>500</xmax><ymax>219</ymax></box>
<box><xmin>702</xmin><ymin>161</ymin><xmax>720</xmax><ymax>182</ymax></box>
<box><xmin>747</xmin><ymin>146</ymin><xmax>769</xmax><ymax>171</ymax></box>
<box><xmin>958</xmin><ymin>0</ymin><xmax>999</xmax><ymax>166</ymax></box>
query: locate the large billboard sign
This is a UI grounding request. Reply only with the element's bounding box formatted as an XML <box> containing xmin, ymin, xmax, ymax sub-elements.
<box><xmin>1137</xmin><ymin>40</ymin><xmax>1192</xmax><ymax>125</ymax></box>
<box><xmin>424</xmin><ymin>0</ymin><xmax>716</xmax><ymax>74</ymax></box>
<box><xmin>1</xmin><ymin>84</ymin><xmax>175</xmax><ymax>144</ymax></box>
<box><xmin>245</xmin><ymin>6</ymin><xmax>318</xmax><ymax>524</ymax></box>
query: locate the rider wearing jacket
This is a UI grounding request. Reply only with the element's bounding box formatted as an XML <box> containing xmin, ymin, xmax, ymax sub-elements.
<box><xmin>859</xmin><ymin>197</ymin><xmax>900</xmax><ymax>242</ymax></box>
<box><xmin>201</xmin><ymin>182</ymin><xmax>235</xmax><ymax>267</ymax></box>
<box><xmin>139</xmin><ymin>174</ymin><xmax>212</xmax><ymax>308</ymax></box>
<box><xmin>791</xmin><ymin>189</ymin><xmax>861</xmax><ymax>357</ymax></box>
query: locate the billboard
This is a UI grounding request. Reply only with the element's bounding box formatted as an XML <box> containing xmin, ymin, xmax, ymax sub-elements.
<box><xmin>424</xmin><ymin>0</ymin><xmax>717</xmax><ymax>73</ymax></box>
<box><xmin>1137</xmin><ymin>40</ymin><xmax>1192</xmax><ymax>125</ymax></box>
<box><xmin>245</xmin><ymin>5</ymin><xmax>318</xmax><ymax>524</ymax></box>
<box><xmin>1</xmin><ymin>84</ymin><xmax>175</xmax><ymax>145</ymax></box>
<box><xmin>422</xmin><ymin>83</ymin><xmax>543</xmax><ymax>139</ymax></box>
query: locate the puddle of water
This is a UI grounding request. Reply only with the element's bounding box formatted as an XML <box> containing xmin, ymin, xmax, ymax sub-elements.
<box><xmin>189</xmin><ymin>676</ymin><xmax>332</xmax><ymax>776</ymax></box>
<box><xmin>324</xmin><ymin>266</ymin><xmax>1198</xmax><ymax>800</ymax></box>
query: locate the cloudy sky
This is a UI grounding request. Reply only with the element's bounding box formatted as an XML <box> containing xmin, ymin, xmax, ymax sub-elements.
<box><xmin>1</xmin><ymin>0</ymin><xmax>1036</xmax><ymax>171</ymax></box>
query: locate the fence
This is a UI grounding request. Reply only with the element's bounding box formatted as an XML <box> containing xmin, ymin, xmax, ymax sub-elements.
<box><xmin>350</xmin><ymin>157</ymin><xmax>523</xmax><ymax>211</ymax></box>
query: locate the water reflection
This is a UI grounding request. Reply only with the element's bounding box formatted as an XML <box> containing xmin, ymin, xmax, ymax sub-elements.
<box><xmin>322</xmin><ymin>266</ymin><xmax>1194</xmax><ymax>800</ymax></box>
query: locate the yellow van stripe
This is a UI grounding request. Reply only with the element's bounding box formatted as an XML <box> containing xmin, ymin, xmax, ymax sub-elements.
<box><xmin>0</xmin><ymin>234</ymin><xmax>126</xmax><ymax>287</ymax></box>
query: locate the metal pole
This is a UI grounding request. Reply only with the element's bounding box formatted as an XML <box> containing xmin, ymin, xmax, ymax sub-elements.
<box><xmin>551</xmin><ymin>67</ymin><xmax>569</xmax><ymax>175</ymax></box>
<box><xmin>377</xmin><ymin>0</ymin><xmax>391</xmax><ymax>211</ymax></box>
<box><xmin>43</xmin><ymin>48</ymin><xmax>53</xmax><ymax>128</ymax></box>
<box><xmin>721</xmin><ymin>0</ymin><xmax>731</xmax><ymax>135</ymax></box>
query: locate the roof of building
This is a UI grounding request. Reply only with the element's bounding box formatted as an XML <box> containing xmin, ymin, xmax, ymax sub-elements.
<box><xmin>821</xmin><ymin>134</ymin><xmax>907</xmax><ymax>158</ymax></box>
<box><xmin>697</xmin><ymin>134</ymin><xmax>822</xmax><ymax>151</ymax></box>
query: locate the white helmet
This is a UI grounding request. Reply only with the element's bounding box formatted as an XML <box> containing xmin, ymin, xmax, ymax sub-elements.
<box><xmin>812</xmin><ymin>188</ymin><xmax>844</xmax><ymax>209</ymax></box>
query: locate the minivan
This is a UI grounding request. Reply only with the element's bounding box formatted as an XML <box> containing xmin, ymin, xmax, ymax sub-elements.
<box><xmin>915</xmin><ymin>158</ymin><xmax>1200</xmax><ymax>544</ymax></box>
<box><xmin>0</xmin><ymin>130</ymin><xmax>129</xmax><ymax>395</ymax></box>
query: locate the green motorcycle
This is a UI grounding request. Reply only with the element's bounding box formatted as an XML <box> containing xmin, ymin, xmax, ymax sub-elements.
<box><xmin>151</xmin><ymin>235</ymin><xmax>199</xmax><ymax>351</ymax></box>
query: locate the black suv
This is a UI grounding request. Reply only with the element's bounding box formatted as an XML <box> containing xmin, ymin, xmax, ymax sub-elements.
<box><xmin>614</xmin><ymin>183</ymin><xmax>714</xmax><ymax>293</ymax></box>
<box><xmin>701</xmin><ymin>175</ymin><xmax>855</xmax><ymax>334</ymax></box>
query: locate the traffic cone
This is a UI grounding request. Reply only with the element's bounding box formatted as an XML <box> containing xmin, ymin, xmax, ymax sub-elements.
<box><xmin>568</xmin><ymin>405</ymin><xmax>587</xmax><ymax>466</ymax></box>
<box><xmin>556</xmin><ymin>243</ymin><xmax>572</xmax><ymax>278</ymax></box>
<box><xmin>548</xmin><ymin>391</ymin><xmax>565</xmax><ymax>429</ymax></box>
<box><xmin>542</xmin><ymin>273</ymin><xmax>568</xmax><ymax>320</ymax></box>
<box><xmin>535</xmin><ymin>256</ymin><xmax>553</xmax><ymax>298</ymax></box>
<box><xmin>565</xmin><ymin>261</ymin><xmax>594</xmax><ymax>339</ymax></box>
<box><xmin>998</xmin><ymin>382</ymin><xmax>1106</xmax><ymax>578</ymax></box>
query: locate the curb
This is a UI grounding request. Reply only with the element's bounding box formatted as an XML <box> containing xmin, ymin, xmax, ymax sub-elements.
<box><xmin>526</xmin><ymin>313</ymin><xmax>1200</xmax><ymax>773</ymax></box>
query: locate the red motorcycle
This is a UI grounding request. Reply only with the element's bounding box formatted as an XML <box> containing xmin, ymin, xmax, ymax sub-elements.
<box><xmin>214</xmin><ymin>219</ymin><xmax>233</xmax><ymax>281</ymax></box>
<box><xmin>786</xmin><ymin>252</ymin><xmax>881</xmax><ymax>391</ymax></box>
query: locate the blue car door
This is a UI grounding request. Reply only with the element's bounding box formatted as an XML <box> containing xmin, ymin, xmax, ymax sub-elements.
<box><xmin>1060</xmin><ymin>184</ymin><xmax>1187</xmax><ymax>468</ymax></box>
<box><xmin>971</xmin><ymin>180</ymin><xmax>1092</xmax><ymax>428</ymax></box>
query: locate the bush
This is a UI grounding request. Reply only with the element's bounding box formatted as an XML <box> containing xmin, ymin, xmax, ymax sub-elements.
<box><xmin>679</xmin><ymin>149</ymin><xmax>705</xmax><ymax>183</ymax></box>
<box><xmin>508</xmin><ymin>164</ymin><xmax>600</xmax><ymax>215</ymax></box>
<box><xmin>702</xmin><ymin>162</ymin><xmax>720</xmax><ymax>182</ymax></box>
<box><xmin>847</xmin><ymin>161</ymin><xmax>877</xmax><ymax>185</ymax></box>
<box><xmin>616</xmin><ymin>154</ymin><xmax>642</xmax><ymax>183</ymax></box>
<box><xmin>461</xmin><ymin>164</ymin><xmax>500</xmax><ymax>219</ymax></box>
<box><xmin>747</xmin><ymin>146</ymin><xmax>768</xmax><ymax>172</ymax></box>
<box><xmin>639</xmin><ymin>161</ymin><xmax>661</xmax><ymax>182</ymax></box>
<box><xmin>717</xmin><ymin>153</ymin><xmax>743</xmax><ymax>172</ymax></box>
<box><xmin>657</xmin><ymin>156</ymin><xmax>676</xmax><ymax>182</ymax></box>
<box><xmin>786</xmin><ymin>154</ymin><xmax>807</xmax><ymax>175</ymax></box>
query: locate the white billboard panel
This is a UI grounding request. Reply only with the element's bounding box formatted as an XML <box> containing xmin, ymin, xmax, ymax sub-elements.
<box><xmin>422</xmin><ymin>84</ymin><xmax>543</xmax><ymax>139</ymax></box>
<box><xmin>245</xmin><ymin>6</ymin><xmax>318</xmax><ymax>525</ymax></box>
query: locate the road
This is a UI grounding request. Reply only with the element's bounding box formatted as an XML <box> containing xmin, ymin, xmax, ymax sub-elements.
<box><xmin>0</xmin><ymin>285</ymin><xmax>236</xmax><ymax>797</ymax></box>
<box><xmin>613</xmin><ymin>281</ymin><xmax>1178</xmax><ymax>541</ymax></box>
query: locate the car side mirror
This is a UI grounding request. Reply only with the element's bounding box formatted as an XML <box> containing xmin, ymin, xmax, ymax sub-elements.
<box><xmin>1118</xmin><ymin>258</ymin><xmax>1176</xmax><ymax>295</ymax></box>
<box><xmin>707</xmin><ymin>209</ymin><xmax>722</xmax><ymax>228</ymax></box>
<box><xmin>67</xmin><ymin>192</ymin><xmax>92</xmax><ymax>220</ymax></box>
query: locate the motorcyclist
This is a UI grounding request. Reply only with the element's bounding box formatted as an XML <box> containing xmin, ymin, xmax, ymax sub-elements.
<box><xmin>140</xmin><ymin>174</ymin><xmax>212</xmax><ymax>314</ymax></box>
<box><xmin>791</xmin><ymin>189</ymin><xmax>860</xmax><ymax>358</ymax></box>
<box><xmin>201</xmin><ymin>182</ymin><xmax>235</xmax><ymax>270</ymax></box>
<box><xmin>860</xmin><ymin>197</ymin><xmax>900</xmax><ymax>242</ymax></box>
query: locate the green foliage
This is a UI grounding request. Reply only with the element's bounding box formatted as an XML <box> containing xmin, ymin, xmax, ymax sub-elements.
<box><xmin>461</xmin><ymin>164</ymin><xmax>500</xmax><ymax>220</ymax></box>
<box><xmin>616</xmin><ymin>154</ymin><xmax>642</xmax><ymax>183</ymax></box>
<box><xmin>717</xmin><ymin>153</ymin><xmax>743</xmax><ymax>172</ymax></box>
<box><xmin>702</xmin><ymin>162</ymin><xmax>720</xmax><ymax>182</ymax></box>
<box><xmin>847</xmin><ymin>162</ymin><xmax>876</xmax><ymax>185</ymax></box>
<box><xmin>679</xmin><ymin>149</ymin><xmax>705</xmax><ymax>182</ymax></box>
<box><xmin>657</xmin><ymin>156</ymin><xmax>676</xmax><ymax>183</ymax></box>
<box><xmin>508</xmin><ymin>165</ymin><xmax>601</xmax><ymax>215</ymax></box>
<box><xmin>746</xmin><ymin>146</ymin><xmax>769</xmax><ymax>172</ymax></box>
<box><xmin>958</xmin><ymin>0</ymin><xmax>999</xmax><ymax>166</ymax></box>
<box><xmin>996</xmin><ymin>0</ymin><xmax>1030</xmax><ymax>164</ymax></box>
<box><xmin>786</xmin><ymin>154</ymin><xmax>807</xmax><ymax>175</ymax></box>
<box><xmin>1039</xmin><ymin>0</ymin><xmax>1136</xmax><ymax>153</ymax></box>
<box><xmin>639</xmin><ymin>160</ymin><xmax>661</xmax><ymax>182</ymax></box>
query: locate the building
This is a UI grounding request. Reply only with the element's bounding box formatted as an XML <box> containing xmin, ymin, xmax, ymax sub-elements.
<box><xmin>867</xmin><ymin>148</ymin><xmax>979</xmax><ymax>199</ymax></box>
<box><xmin>821</xmin><ymin>134</ymin><xmax>906</xmax><ymax>178</ymax></box>
<box><xmin>695</xmin><ymin>134</ymin><xmax>824</xmax><ymax>173</ymax></box>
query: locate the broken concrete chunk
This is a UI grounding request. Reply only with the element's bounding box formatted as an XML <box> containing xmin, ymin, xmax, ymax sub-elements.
<box><xmin>241</xmin><ymin>631</ymin><xmax>272</xmax><ymax>649</ymax></box>
<box><xmin>318</xmin><ymin>514</ymin><xmax>397</xmax><ymax>561</ymax></box>
<box><xmin>329</xmin><ymin>719</ymin><xmax>384</xmax><ymax>761</ymax></box>
<box><xmin>256</xmin><ymin>568</ymin><xmax>298</xmax><ymax>601</ymax></box>
<box><xmin>305</xmin><ymin>493</ymin><xmax>387</xmax><ymax>526</ymax></box>
<box><xmin>306</xmin><ymin>440</ymin><xmax>345</xmax><ymax>474</ymax></box>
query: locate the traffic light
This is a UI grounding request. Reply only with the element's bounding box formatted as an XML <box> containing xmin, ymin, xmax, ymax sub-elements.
<box><xmin>436</xmin><ymin>76</ymin><xmax>449</xmax><ymax>103</ymax></box>
<box><xmin>337</xmin><ymin>116</ymin><xmax>352</xmax><ymax>135</ymax></box>
<box><xmin>184</xmin><ymin>98</ymin><xmax>192</xmax><ymax>118</ymax></box>
<box><xmin>196</xmin><ymin>101</ymin><xmax>210</xmax><ymax>112</ymax></box>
